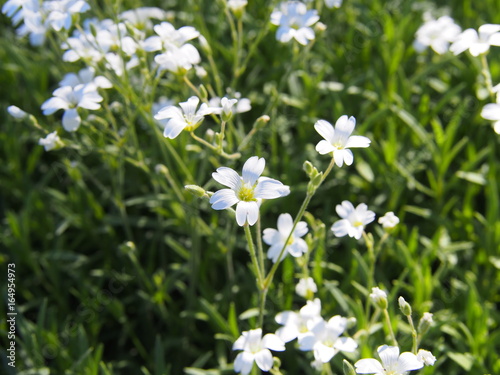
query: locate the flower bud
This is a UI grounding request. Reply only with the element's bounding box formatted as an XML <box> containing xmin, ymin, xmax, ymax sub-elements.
<box><xmin>343</xmin><ymin>359</ymin><xmax>356</xmax><ymax>375</ymax></box>
<box><xmin>185</xmin><ymin>184</ymin><xmax>206</xmax><ymax>198</ymax></box>
<box><xmin>418</xmin><ymin>312</ymin><xmax>433</xmax><ymax>334</ymax></box>
<box><xmin>398</xmin><ymin>296</ymin><xmax>412</xmax><ymax>316</ymax></box>
<box><xmin>253</xmin><ymin>115</ymin><xmax>270</xmax><ymax>130</ymax></box>
<box><xmin>369</xmin><ymin>287</ymin><xmax>388</xmax><ymax>310</ymax></box>
<box><xmin>303</xmin><ymin>160</ymin><xmax>314</xmax><ymax>176</ymax></box>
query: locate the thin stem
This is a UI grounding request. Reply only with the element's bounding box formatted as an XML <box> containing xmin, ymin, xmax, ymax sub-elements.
<box><xmin>190</xmin><ymin>131</ymin><xmax>241</xmax><ymax>159</ymax></box>
<box><xmin>480</xmin><ymin>53</ymin><xmax>495</xmax><ymax>101</ymax></box>
<box><xmin>218</xmin><ymin>120</ymin><xmax>227</xmax><ymax>152</ymax></box>
<box><xmin>407</xmin><ymin>314</ymin><xmax>418</xmax><ymax>354</ymax></box>
<box><xmin>244</xmin><ymin>224</ymin><xmax>264</xmax><ymax>288</ymax></box>
<box><xmin>256</xmin><ymin>215</ymin><xmax>266</xmax><ymax>278</ymax></box>
<box><xmin>383</xmin><ymin>308</ymin><xmax>398</xmax><ymax>346</ymax></box>
<box><xmin>258</xmin><ymin>288</ymin><xmax>268</xmax><ymax>329</ymax></box>
<box><xmin>264</xmin><ymin>157</ymin><xmax>336</xmax><ymax>288</ymax></box>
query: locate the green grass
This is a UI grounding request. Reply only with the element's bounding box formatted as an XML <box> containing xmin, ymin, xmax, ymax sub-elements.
<box><xmin>1</xmin><ymin>0</ymin><xmax>500</xmax><ymax>374</ymax></box>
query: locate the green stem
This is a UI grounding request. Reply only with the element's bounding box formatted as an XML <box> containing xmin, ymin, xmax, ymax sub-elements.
<box><xmin>190</xmin><ymin>131</ymin><xmax>241</xmax><ymax>159</ymax></box>
<box><xmin>263</xmin><ymin>157</ymin><xmax>336</xmax><ymax>288</ymax></box>
<box><xmin>256</xmin><ymin>215</ymin><xmax>266</xmax><ymax>277</ymax></box>
<box><xmin>258</xmin><ymin>287</ymin><xmax>268</xmax><ymax>329</ymax></box>
<box><xmin>244</xmin><ymin>224</ymin><xmax>264</xmax><ymax>288</ymax></box>
<box><xmin>218</xmin><ymin>120</ymin><xmax>227</xmax><ymax>152</ymax></box>
<box><xmin>480</xmin><ymin>53</ymin><xmax>495</xmax><ymax>101</ymax></box>
<box><xmin>383</xmin><ymin>308</ymin><xmax>398</xmax><ymax>346</ymax></box>
<box><xmin>407</xmin><ymin>314</ymin><xmax>418</xmax><ymax>353</ymax></box>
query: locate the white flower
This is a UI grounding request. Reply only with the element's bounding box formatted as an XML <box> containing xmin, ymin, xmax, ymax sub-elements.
<box><xmin>227</xmin><ymin>0</ymin><xmax>248</xmax><ymax>12</ymax></box>
<box><xmin>38</xmin><ymin>131</ymin><xmax>60</xmax><ymax>151</ymax></box>
<box><xmin>450</xmin><ymin>24</ymin><xmax>500</xmax><ymax>56</ymax></box>
<box><xmin>152</xmin><ymin>97</ymin><xmax>175</xmax><ymax>128</ymax></box>
<box><xmin>43</xmin><ymin>0</ymin><xmax>90</xmax><ymax>31</ymax></box>
<box><xmin>275</xmin><ymin>298</ymin><xmax>322</xmax><ymax>343</ymax></box>
<box><xmin>210</xmin><ymin>156</ymin><xmax>290</xmax><ymax>226</ymax></box>
<box><xmin>41</xmin><ymin>84</ymin><xmax>103</xmax><ymax>132</ymax></box>
<box><xmin>314</xmin><ymin>116</ymin><xmax>371</xmax><ymax>167</ymax></box>
<box><xmin>481</xmin><ymin>102</ymin><xmax>500</xmax><ymax>134</ymax></box>
<box><xmin>232</xmin><ymin>328</ymin><xmax>285</xmax><ymax>375</ymax></box>
<box><xmin>331</xmin><ymin>201</ymin><xmax>375</xmax><ymax>240</ymax></box>
<box><xmin>154</xmin><ymin>44</ymin><xmax>201</xmax><ymax>73</ymax></box>
<box><xmin>417</xmin><ymin>349</ymin><xmax>436</xmax><ymax>366</ymax></box>
<box><xmin>378</xmin><ymin>212</ymin><xmax>400</xmax><ymax>229</ymax></box>
<box><xmin>263</xmin><ymin>213</ymin><xmax>308</xmax><ymax>263</ymax></box>
<box><xmin>209</xmin><ymin>95</ymin><xmax>251</xmax><ymax>114</ymax></box>
<box><xmin>413</xmin><ymin>15</ymin><xmax>461</xmax><ymax>54</ymax></box>
<box><xmin>355</xmin><ymin>345</ymin><xmax>423</xmax><ymax>374</ymax></box>
<box><xmin>325</xmin><ymin>0</ymin><xmax>342</xmax><ymax>8</ymax></box>
<box><xmin>7</xmin><ymin>105</ymin><xmax>28</xmax><ymax>119</ymax></box>
<box><xmin>369</xmin><ymin>287</ymin><xmax>387</xmax><ymax>309</ymax></box>
<box><xmin>120</xmin><ymin>7</ymin><xmax>169</xmax><ymax>29</ymax></box>
<box><xmin>154</xmin><ymin>96</ymin><xmax>216</xmax><ymax>139</ymax></box>
<box><xmin>270</xmin><ymin>1</ymin><xmax>320</xmax><ymax>46</ymax></box>
<box><xmin>59</xmin><ymin>67</ymin><xmax>112</xmax><ymax>89</ymax></box>
<box><xmin>143</xmin><ymin>21</ymin><xmax>199</xmax><ymax>52</ymax></box>
<box><xmin>299</xmin><ymin>316</ymin><xmax>357</xmax><ymax>363</ymax></box>
<box><xmin>296</xmin><ymin>277</ymin><xmax>317</xmax><ymax>298</ymax></box>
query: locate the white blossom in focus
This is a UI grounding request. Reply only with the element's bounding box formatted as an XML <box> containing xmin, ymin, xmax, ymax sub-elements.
<box><xmin>232</xmin><ymin>328</ymin><xmax>285</xmax><ymax>375</ymax></box>
<box><xmin>154</xmin><ymin>96</ymin><xmax>215</xmax><ymax>139</ymax></box>
<box><xmin>270</xmin><ymin>1</ymin><xmax>320</xmax><ymax>46</ymax></box>
<box><xmin>315</xmin><ymin>115</ymin><xmax>371</xmax><ymax>167</ymax></box>
<box><xmin>299</xmin><ymin>315</ymin><xmax>357</xmax><ymax>363</ymax></box>
<box><xmin>331</xmin><ymin>201</ymin><xmax>375</xmax><ymax>240</ymax></box>
<box><xmin>263</xmin><ymin>213</ymin><xmax>308</xmax><ymax>263</ymax></box>
<box><xmin>450</xmin><ymin>24</ymin><xmax>500</xmax><ymax>56</ymax></box>
<box><xmin>275</xmin><ymin>298</ymin><xmax>322</xmax><ymax>343</ymax></box>
<box><xmin>209</xmin><ymin>156</ymin><xmax>290</xmax><ymax>226</ymax></box>
<box><xmin>296</xmin><ymin>277</ymin><xmax>317</xmax><ymax>298</ymax></box>
<box><xmin>355</xmin><ymin>345</ymin><xmax>423</xmax><ymax>374</ymax></box>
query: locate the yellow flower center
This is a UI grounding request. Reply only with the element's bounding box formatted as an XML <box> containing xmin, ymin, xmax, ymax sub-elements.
<box><xmin>238</xmin><ymin>184</ymin><xmax>255</xmax><ymax>202</ymax></box>
<box><xmin>286</xmin><ymin>236</ymin><xmax>295</xmax><ymax>247</ymax></box>
<box><xmin>353</xmin><ymin>220</ymin><xmax>364</xmax><ymax>227</ymax></box>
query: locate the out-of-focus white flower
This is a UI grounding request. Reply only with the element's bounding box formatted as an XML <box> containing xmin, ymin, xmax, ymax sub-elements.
<box><xmin>41</xmin><ymin>84</ymin><xmax>103</xmax><ymax>132</ymax></box>
<box><xmin>378</xmin><ymin>212</ymin><xmax>400</xmax><ymax>229</ymax></box>
<box><xmin>143</xmin><ymin>22</ymin><xmax>199</xmax><ymax>52</ymax></box>
<box><xmin>120</xmin><ymin>7</ymin><xmax>169</xmax><ymax>29</ymax></box>
<box><xmin>43</xmin><ymin>0</ymin><xmax>90</xmax><ymax>31</ymax></box>
<box><xmin>104</xmin><ymin>53</ymin><xmax>139</xmax><ymax>77</ymax></box>
<box><xmin>232</xmin><ymin>328</ymin><xmax>285</xmax><ymax>375</ymax></box>
<box><xmin>325</xmin><ymin>0</ymin><xmax>342</xmax><ymax>8</ymax></box>
<box><xmin>60</xmin><ymin>67</ymin><xmax>112</xmax><ymax>89</ymax></box>
<box><xmin>314</xmin><ymin>115</ymin><xmax>371</xmax><ymax>167</ymax></box>
<box><xmin>263</xmin><ymin>213</ymin><xmax>308</xmax><ymax>263</ymax></box>
<box><xmin>417</xmin><ymin>349</ymin><xmax>436</xmax><ymax>366</ymax></box>
<box><xmin>413</xmin><ymin>15</ymin><xmax>461</xmax><ymax>54</ymax></box>
<box><xmin>299</xmin><ymin>315</ymin><xmax>357</xmax><ymax>363</ymax></box>
<box><xmin>296</xmin><ymin>277</ymin><xmax>317</xmax><ymax>298</ymax></box>
<box><xmin>331</xmin><ymin>201</ymin><xmax>375</xmax><ymax>240</ymax></box>
<box><xmin>154</xmin><ymin>44</ymin><xmax>201</xmax><ymax>73</ymax></box>
<box><xmin>227</xmin><ymin>0</ymin><xmax>248</xmax><ymax>12</ymax></box>
<box><xmin>38</xmin><ymin>131</ymin><xmax>60</xmax><ymax>151</ymax></box>
<box><xmin>154</xmin><ymin>96</ymin><xmax>215</xmax><ymax>139</ymax></box>
<box><xmin>481</xmin><ymin>99</ymin><xmax>500</xmax><ymax>134</ymax></box>
<box><xmin>450</xmin><ymin>24</ymin><xmax>500</xmax><ymax>56</ymax></box>
<box><xmin>369</xmin><ymin>287</ymin><xmax>388</xmax><ymax>309</ymax></box>
<box><xmin>209</xmin><ymin>95</ymin><xmax>251</xmax><ymax>114</ymax></box>
<box><xmin>275</xmin><ymin>298</ymin><xmax>322</xmax><ymax>343</ymax></box>
<box><xmin>270</xmin><ymin>1</ymin><xmax>320</xmax><ymax>46</ymax></box>
<box><xmin>355</xmin><ymin>345</ymin><xmax>423</xmax><ymax>374</ymax></box>
<box><xmin>7</xmin><ymin>105</ymin><xmax>28</xmax><ymax>119</ymax></box>
<box><xmin>210</xmin><ymin>156</ymin><xmax>290</xmax><ymax>226</ymax></box>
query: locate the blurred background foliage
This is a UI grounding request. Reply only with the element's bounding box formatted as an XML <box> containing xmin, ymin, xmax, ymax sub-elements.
<box><xmin>1</xmin><ymin>0</ymin><xmax>499</xmax><ymax>374</ymax></box>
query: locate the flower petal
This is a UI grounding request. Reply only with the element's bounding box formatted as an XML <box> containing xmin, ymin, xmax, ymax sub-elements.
<box><xmin>210</xmin><ymin>189</ymin><xmax>239</xmax><ymax>210</ymax></box>
<box><xmin>163</xmin><ymin>119</ymin><xmax>186</xmax><ymax>139</ymax></box>
<box><xmin>315</xmin><ymin>140</ymin><xmax>335</xmax><ymax>155</ymax></box>
<box><xmin>213</xmin><ymin>167</ymin><xmax>242</xmax><ymax>189</ymax></box>
<box><xmin>345</xmin><ymin>135</ymin><xmax>371</xmax><ymax>148</ymax></box>
<box><xmin>242</xmin><ymin>156</ymin><xmax>265</xmax><ymax>185</ymax></box>
<box><xmin>277</xmin><ymin>213</ymin><xmax>293</xmax><ymax>234</ymax></box>
<box><xmin>331</xmin><ymin>219</ymin><xmax>350</xmax><ymax>237</ymax></box>
<box><xmin>314</xmin><ymin>120</ymin><xmax>335</xmax><ymax>142</ymax></box>
<box><xmin>62</xmin><ymin>108</ymin><xmax>81</xmax><ymax>132</ymax></box>
<box><xmin>234</xmin><ymin>351</ymin><xmax>255</xmax><ymax>375</ymax></box>
<box><xmin>262</xmin><ymin>334</ymin><xmax>285</xmax><ymax>351</ymax></box>
<box><xmin>354</xmin><ymin>358</ymin><xmax>385</xmax><ymax>374</ymax></box>
<box><xmin>236</xmin><ymin>201</ymin><xmax>259</xmax><ymax>226</ymax></box>
<box><xmin>396</xmin><ymin>352</ymin><xmax>424</xmax><ymax>373</ymax></box>
<box><xmin>378</xmin><ymin>345</ymin><xmax>400</xmax><ymax>370</ymax></box>
<box><xmin>254</xmin><ymin>179</ymin><xmax>289</xmax><ymax>199</ymax></box>
<box><xmin>254</xmin><ymin>349</ymin><xmax>273</xmax><ymax>372</ymax></box>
